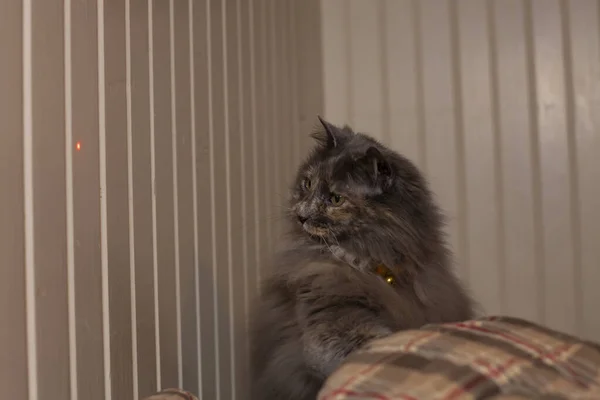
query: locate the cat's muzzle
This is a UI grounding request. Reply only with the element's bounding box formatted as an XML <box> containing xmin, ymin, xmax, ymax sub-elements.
<box><xmin>300</xmin><ymin>219</ymin><xmax>329</xmax><ymax>237</ymax></box>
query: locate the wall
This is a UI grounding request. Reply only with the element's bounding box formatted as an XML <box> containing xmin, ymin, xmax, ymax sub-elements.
<box><xmin>0</xmin><ymin>0</ymin><xmax>322</xmax><ymax>399</ymax></box>
<box><xmin>321</xmin><ymin>0</ymin><xmax>600</xmax><ymax>340</ymax></box>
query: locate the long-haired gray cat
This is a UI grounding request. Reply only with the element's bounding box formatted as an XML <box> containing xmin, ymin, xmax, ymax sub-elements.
<box><xmin>250</xmin><ymin>117</ymin><xmax>474</xmax><ymax>400</ymax></box>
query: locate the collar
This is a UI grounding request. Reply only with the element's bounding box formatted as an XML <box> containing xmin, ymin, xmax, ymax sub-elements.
<box><xmin>329</xmin><ymin>245</ymin><xmax>399</xmax><ymax>286</ymax></box>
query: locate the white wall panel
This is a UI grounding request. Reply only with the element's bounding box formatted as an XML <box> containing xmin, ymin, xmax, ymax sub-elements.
<box><xmin>568</xmin><ymin>0</ymin><xmax>600</xmax><ymax>343</ymax></box>
<box><xmin>31</xmin><ymin>1</ymin><xmax>71</xmax><ymax>398</ymax></box>
<box><xmin>209</xmin><ymin>0</ymin><xmax>233</xmax><ymax>398</ymax></box>
<box><xmin>348</xmin><ymin>0</ymin><xmax>386</xmax><ymax>140</ymax></box>
<box><xmin>456</xmin><ymin>0</ymin><xmax>502</xmax><ymax>316</ymax></box>
<box><xmin>105</xmin><ymin>0</ymin><xmax>135</xmax><ymax>396</ymax></box>
<box><xmin>0</xmin><ymin>1</ymin><xmax>27</xmax><ymax>399</ymax></box>
<box><xmin>321</xmin><ymin>0</ymin><xmax>350</xmax><ymax>127</ymax></box>
<box><xmin>530</xmin><ymin>0</ymin><xmax>578</xmax><ymax>335</ymax></box>
<box><xmin>238</xmin><ymin>0</ymin><xmax>257</xmax><ymax>395</ymax></box>
<box><xmin>320</xmin><ymin>0</ymin><xmax>600</xmax><ymax>339</ymax></box>
<box><xmin>129</xmin><ymin>1</ymin><xmax>159</xmax><ymax>396</ymax></box>
<box><xmin>151</xmin><ymin>0</ymin><xmax>179</xmax><ymax>389</ymax></box>
<box><xmin>492</xmin><ymin>0</ymin><xmax>542</xmax><ymax>328</ymax></box>
<box><xmin>384</xmin><ymin>0</ymin><xmax>423</xmax><ymax>166</ymax></box>
<box><xmin>295</xmin><ymin>0</ymin><xmax>325</xmax><ymax>155</ymax></box>
<box><xmin>419</xmin><ymin>0</ymin><xmax>466</xmax><ymax>281</ymax></box>
<box><xmin>252</xmin><ymin>0</ymin><xmax>269</xmax><ymax>286</ymax></box>
<box><xmin>173</xmin><ymin>0</ymin><xmax>198</xmax><ymax>392</ymax></box>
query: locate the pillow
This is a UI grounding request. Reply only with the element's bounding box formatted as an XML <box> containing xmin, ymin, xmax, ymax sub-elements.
<box><xmin>318</xmin><ymin>316</ymin><xmax>600</xmax><ymax>399</ymax></box>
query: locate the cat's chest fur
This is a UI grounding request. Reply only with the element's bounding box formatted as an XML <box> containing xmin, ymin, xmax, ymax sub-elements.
<box><xmin>273</xmin><ymin>245</ymin><xmax>421</xmax><ymax>331</ymax></box>
<box><xmin>249</xmin><ymin>248</ymin><xmax>429</xmax><ymax>400</ymax></box>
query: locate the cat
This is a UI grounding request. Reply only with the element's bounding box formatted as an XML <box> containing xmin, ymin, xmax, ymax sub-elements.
<box><xmin>249</xmin><ymin>117</ymin><xmax>475</xmax><ymax>400</ymax></box>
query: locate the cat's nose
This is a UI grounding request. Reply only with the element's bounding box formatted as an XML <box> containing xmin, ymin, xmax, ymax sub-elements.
<box><xmin>297</xmin><ymin>215</ymin><xmax>308</xmax><ymax>224</ymax></box>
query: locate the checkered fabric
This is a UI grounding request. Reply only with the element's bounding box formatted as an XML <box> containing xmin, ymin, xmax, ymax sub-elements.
<box><xmin>142</xmin><ymin>388</ymin><xmax>198</xmax><ymax>400</ymax></box>
<box><xmin>318</xmin><ymin>316</ymin><xmax>600</xmax><ymax>400</ymax></box>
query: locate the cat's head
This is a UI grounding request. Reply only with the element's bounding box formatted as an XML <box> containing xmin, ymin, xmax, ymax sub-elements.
<box><xmin>288</xmin><ymin>117</ymin><xmax>446</xmax><ymax>267</ymax></box>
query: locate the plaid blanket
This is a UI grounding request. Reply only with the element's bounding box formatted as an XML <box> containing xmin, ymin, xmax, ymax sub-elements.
<box><xmin>318</xmin><ymin>316</ymin><xmax>600</xmax><ymax>399</ymax></box>
<box><xmin>143</xmin><ymin>388</ymin><xmax>198</xmax><ymax>400</ymax></box>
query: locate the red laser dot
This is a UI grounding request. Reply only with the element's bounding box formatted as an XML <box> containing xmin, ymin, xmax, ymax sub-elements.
<box><xmin>76</xmin><ymin>141</ymin><xmax>81</xmax><ymax>151</ymax></box>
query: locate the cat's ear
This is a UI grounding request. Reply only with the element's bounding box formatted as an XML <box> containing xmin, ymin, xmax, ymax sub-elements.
<box><xmin>311</xmin><ymin>115</ymin><xmax>340</xmax><ymax>148</ymax></box>
<box><xmin>359</xmin><ymin>147</ymin><xmax>395</xmax><ymax>188</ymax></box>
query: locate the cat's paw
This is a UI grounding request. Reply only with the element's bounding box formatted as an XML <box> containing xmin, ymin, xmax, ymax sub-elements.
<box><xmin>352</xmin><ymin>326</ymin><xmax>392</xmax><ymax>351</ymax></box>
<box><xmin>358</xmin><ymin>326</ymin><xmax>393</xmax><ymax>350</ymax></box>
<box><xmin>369</xmin><ymin>325</ymin><xmax>393</xmax><ymax>338</ymax></box>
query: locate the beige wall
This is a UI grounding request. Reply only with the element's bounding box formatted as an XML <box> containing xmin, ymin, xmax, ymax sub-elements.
<box><xmin>321</xmin><ymin>0</ymin><xmax>600</xmax><ymax>340</ymax></box>
<box><xmin>0</xmin><ymin>0</ymin><xmax>322</xmax><ymax>399</ymax></box>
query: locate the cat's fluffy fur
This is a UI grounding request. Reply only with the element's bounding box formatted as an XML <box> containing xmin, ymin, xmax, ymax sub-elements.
<box><xmin>250</xmin><ymin>117</ymin><xmax>474</xmax><ymax>400</ymax></box>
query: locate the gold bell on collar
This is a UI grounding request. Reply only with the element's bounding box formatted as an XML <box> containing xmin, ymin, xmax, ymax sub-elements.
<box><xmin>373</xmin><ymin>264</ymin><xmax>396</xmax><ymax>285</ymax></box>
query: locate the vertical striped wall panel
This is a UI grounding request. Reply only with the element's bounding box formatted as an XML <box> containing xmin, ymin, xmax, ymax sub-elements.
<box><xmin>320</xmin><ymin>0</ymin><xmax>600</xmax><ymax>340</ymax></box>
<box><xmin>31</xmin><ymin>2</ymin><xmax>70</xmax><ymax>399</ymax></box>
<box><xmin>0</xmin><ymin>1</ymin><xmax>324</xmax><ymax>399</ymax></box>
<box><xmin>295</xmin><ymin>0</ymin><xmax>325</xmax><ymax>157</ymax></box>
<box><xmin>0</xmin><ymin>1</ymin><xmax>27</xmax><ymax>399</ymax></box>
<box><xmin>493</xmin><ymin>0</ymin><xmax>540</xmax><ymax>325</ymax></box>
<box><xmin>569</xmin><ymin>0</ymin><xmax>600</xmax><ymax>349</ymax></box>
<box><xmin>129</xmin><ymin>2</ymin><xmax>158</xmax><ymax>396</ymax></box>
<box><xmin>71</xmin><ymin>0</ymin><xmax>106</xmax><ymax>398</ymax></box>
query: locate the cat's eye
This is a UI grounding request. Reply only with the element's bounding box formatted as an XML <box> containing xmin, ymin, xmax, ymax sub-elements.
<box><xmin>302</xmin><ymin>178</ymin><xmax>312</xmax><ymax>190</ymax></box>
<box><xmin>330</xmin><ymin>193</ymin><xmax>344</xmax><ymax>206</ymax></box>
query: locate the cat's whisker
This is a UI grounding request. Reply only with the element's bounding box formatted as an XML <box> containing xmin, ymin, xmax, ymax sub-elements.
<box><xmin>320</xmin><ymin>237</ymin><xmax>333</xmax><ymax>256</ymax></box>
<box><xmin>331</xmin><ymin>233</ymin><xmax>341</xmax><ymax>248</ymax></box>
<box><xmin>273</xmin><ymin>191</ymin><xmax>292</xmax><ymax>201</ymax></box>
<box><xmin>322</xmin><ymin>236</ymin><xmax>344</xmax><ymax>264</ymax></box>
